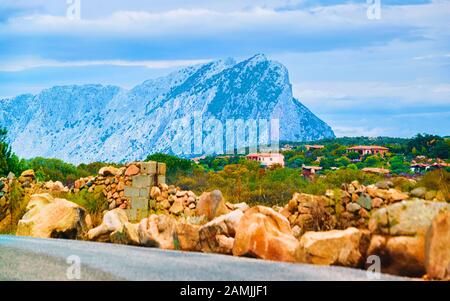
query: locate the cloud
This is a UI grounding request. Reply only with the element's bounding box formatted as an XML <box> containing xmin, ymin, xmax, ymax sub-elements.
<box><xmin>332</xmin><ymin>126</ymin><xmax>391</xmax><ymax>137</ymax></box>
<box><xmin>0</xmin><ymin>57</ymin><xmax>212</xmax><ymax>72</ymax></box>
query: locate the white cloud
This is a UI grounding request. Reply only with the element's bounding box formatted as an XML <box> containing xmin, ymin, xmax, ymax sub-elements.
<box><xmin>332</xmin><ymin>125</ymin><xmax>390</xmax><ymax>137</ymax></box>
<box><xmin>2</xmin><ymin>1</ymin><xmax>449</xmax><ymax>37</ymax></box>
<box><xmin>0</xmin><ymin>57</ymin><xmax>212</xmax><ymax>72</ymax></box>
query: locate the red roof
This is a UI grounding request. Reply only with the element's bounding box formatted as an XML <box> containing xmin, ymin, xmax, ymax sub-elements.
<box><xmin>247</xmin><ymin>153</ymin><xmax>284</xmax><ymax>158</ymax></box>
<box><xmin>347</xmin><ymin>145</ymin><xmax>389</xmax><ymax>151</ymax></box>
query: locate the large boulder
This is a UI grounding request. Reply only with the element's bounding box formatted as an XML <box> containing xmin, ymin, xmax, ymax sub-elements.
<box><xmin>232</xmin><ymin>206</ymin><xmax>299</xmax><ymax>262</ymax></box>
<box><xmin>196</xmin><ymin>190</ymin><xmax>230</xmax><ymax>221</ymax></box>
<box><xmin>367</xmin><ymin>234</ymin><xmax>426</xmax><ymax>277</ymax></box>
<box><xmin>17</xmin><ymin>193</ymin><xmax>91</xmax><ymax>239</ymax></box>
<box><xmin>366</xmin><ymin>186</ymin><xmax>409</xmax><ymax>203</ymax></box>
<box><xmin>425</xmin><ymin>211</ymin><xmax>450</xmax><ymax>280</ymax></box>
<box><xmin>198</xmin><ymin>209</ymin><xmax>243</xmax><ymax>254</ymax></box>
<box><xmin>44</xmin><ymin>180</ymin><xmax>69</xmax><ymax>193</ymax></box>
<box><xmin>138</xmin><ymin>214</ymin><xmax>176</xmax><ymax>249</ymax></box>
<box><xmin>87</xmin><ymin>208</ymin><xmax>129</xmax><ymax>241</ymax></box>
<box><xmin>369</xmin><ymin>200</ymin><xmax>449</xmax><ymax>236</ymax></box>
<box><xmin>20</xmin><ymin>169</ymin><xmax>35</xmax><ymax>179</ymax></box>
<box><xmin>110</xmin><ymin>222</ymin><xmax>140</xmax><ymax>246</ymax></box>
<box><xmin>295</xmin><ymin>227</ymin><xmax>369</xmax><ymax>268</ymax></box>
<box><xmin>175</xmin><ymin>222</ymin><xmax>201</xmax><ymax>251</ymax></box>
<box><xmin>98</xmin><ymin>166</ymin><xmax>120</xmax><ymax>176</ymax></box>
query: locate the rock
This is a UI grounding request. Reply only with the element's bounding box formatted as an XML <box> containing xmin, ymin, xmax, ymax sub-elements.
<box><xmin>150</xmin><ymin>186</ymin><xmax>161</xmax><ymax>199</ymax></box>
<box><xmin>196</xmin><ymin>190</ymin><xmax>230</xmax><ymax>221</ymax></box>
<box><xmin>87</xmin><ymin>208</ymin><xmax>128</xmax><ymax>241</ymax></box>
<box><xmin>366</xmin><ymin>186</ymin><xmax>409</xmax><ymax>203</ymax></box>
<box><xmin>160</xmin><ymin>199</ymin><xmax>171</xmax><ymax>210</ymax></box>
<box><xmin>296</xmin><ymin>227</ymin><xmax>369</xmax><ymax>268</ymax></box>
<box><xmin>226</xmin><ymin>202</ymin><xmax>249</xmax><ymax>212</ymax></box>
<box><xmin>425</xmin><ymin>211</ymin><xmax>450</xmax><ymax>280</ymax></box>
<box><xmin>292</xmin><ymin>225</ymin><xmax>302</xmax><ymax>239</ymax></box>
<box><xmin>175</xmin><ymin>223</ymin><xmax>200</xmax><ymax>251</ymax></box>
<box><xmin>110</xmin><ymin>222</ymin><xmax>140</xmax><ymax>246</ymax></box>
<box><xmin>20</xmin><ymin>169</ymin><xmax>35</xmax><ymax>179</ymax></box>
<box><xmin>199</xmin><ymin>210</ymin><xmax>244</xmax><ymax>254</ymax></box>
<box><xmin>17</xmin><ymin>193</ymin><xmax>91</xmax><ymax>239</ymax></box>
<box><xmin>125</xmin><ymin>164</ymin><xmax>140</xmax><ymax>176</ymax></box>
<box><xmin>99</xmin><ymin>166</ymin><xmax>120</xmax><ymax>176</ymax></box>
<box><xmin>371</xmin><ymin>197</ymin><xmax>384</xmax><ymax>209</ymax></box>
<box><xmin>367</xmin><ymin>234</ymin><xmax>426</xmax><ymax>277</ymax></box>
<box><xmin>169</xmin><ymin>199</ymin><xmax>184</xmax><ymax>215</ymax></box>
<box><xmin>116</xmin><ymin>181</ymin><xmax>125</xmax><ymax>191</ymax></box>
<box><xmin>375</xmin><ymin>180</ymin><xmax>393</xmax><ymax>190</ymax></box>
<box><xmin>410</xmin><ymin>187</ymin><xmax>427</xmax><ymax>199</ymax></box>
<box><xmin>356</xmin><ymin>193</ymin><xmax>372</xmax><ymax>210</ymax></box>
<box><xmin>386</xmin><ymin>189</ymin><xmax>409</xmax><ymax>202</ymax></box>
<box><xmin>425</xmin><ymin>190</ymin><xmax>437</xmax><ymax>201</ymax></box>
<box><xmin>108</xmin><ymin>200</ymin><xmax>116</xmax><ymax>210</ymax></box>
<box><xmin>138</xmin><ymin>214</ymin><xmax>176</xmax><ymax>249</ymax></box>
<box><xmin>346</xmin><ymin>202</ymin><xmax>361</xmax><ymax>213</ymax></box>
<box><xmin>168</xmin><ymin>186</ymin><xmax>177</xmax><ymax>195</ymax></box>
<box><xmin>44</xmin><ymin>180</ymin><xmax>68</xmax><ymax>192</ymax></box>
<box><xmin>232</xmin><ymin>206</ymin><xmax>299</xmax><ymax>262</ymax></box>
<box><xmin>359</xmin><ymin>208</ymin><xmax>370</xmax><ymax>219</ymax></box>
<box><xmin>7</xmin><ymin>172</ymin><xmax>15</xmax><ymax>180</ymax></box>
<box><xmin>369</xmin><ymin>200</ymin><xmax>449</xmax><ymax>236</ymax></box>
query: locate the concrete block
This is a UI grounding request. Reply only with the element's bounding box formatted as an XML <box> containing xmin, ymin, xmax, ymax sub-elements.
<box><xmin>157</xmin><ymin>175</ymin><xmax>166</xmax><ymax>185</ymax></box>
<box><xmin>139</xmin><ymin>187</ymin><xmax>150</xmax><ymax>198</ymax></box>
<box><xmin>127</xmin><ymin>197</ymin><xmax>149</xmax><ymax>222</ymax></box>
<box><xmin>132</xmin><ymin>175</ymin><xmax>154</xmax><ymax>188</ymax></box>
<box><xmin>141</xmin><ymin>161</ymin><xmax>157</xmax><ymax>175</ymax></box>
<box><xmin>124</xmin><ymin>186</ymin><xmax>140</xmax><ymax>198</ymax></box>
<box><xmin>157</xmin><ymin>162</ymin><xmax>167</xmax><ymax>175</ymax></box>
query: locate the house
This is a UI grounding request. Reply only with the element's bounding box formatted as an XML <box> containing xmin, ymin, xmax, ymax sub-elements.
<box><xmin>301</xmin><ymin>165</ymin><xmax>323</xmax><ymax>177</ymax></box>
<box><xmin>246</xmin><ymin>153</ymin><xmax>285</xmax><ymax>167</ymax></box>
<box><xmin>305</xmin><ymin>145</ymin><xmax>325</xmax><ymax>151</ymax></box>
<box><xmin>411</xmin><ymin>162</ymin><xmax>450</xmax><ymax>173</ymax></box>
<box><xmin>346</xmin><ymin>146</ymin><xmax>389</xmax><ymax>157</ymax></box>
<box><xmin>410</xmin><ymin>163</ymin><xmax>430</xmax><ymax>173</ymax></box>
<box><xmin>191</xmin><ymin>155</ymin><xmax>206</xmax><ymax>164</ymax></box>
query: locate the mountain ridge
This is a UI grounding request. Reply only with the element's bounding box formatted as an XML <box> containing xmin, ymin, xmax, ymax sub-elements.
<box><xmin>0</xmin><ymin>54</ymin><xmax>335</xmax><ymax>164</ymax></box>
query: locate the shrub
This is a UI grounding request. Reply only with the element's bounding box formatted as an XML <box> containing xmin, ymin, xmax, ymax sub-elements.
<box><xmin>65</xmin><ymin>189</ymin><xmax>108</xmax><ymax>226</ymax></box>
<box><xmin>417</xmin><ymin>169</ymin><xmax>450</xmax><ymax>201</ymax></box>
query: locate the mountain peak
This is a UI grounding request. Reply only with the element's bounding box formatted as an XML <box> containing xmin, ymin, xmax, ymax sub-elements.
<box><xmin>0</xmin><ymin>55</ymin><xmax>334</xmax><ymax>163</ymax></box>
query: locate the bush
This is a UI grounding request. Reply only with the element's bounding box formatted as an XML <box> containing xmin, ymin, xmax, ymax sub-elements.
<box><xmin>65</xmin><ymin>188</ymin><xmax>108</xmax><ymax>226</ymax></box>
<box><xmin>1</xmin><ymin>181</ymin><xmax>29</xmax><ymax>234</ymax></box>
<box><xmin>417</xmin><ymin>169</ymin><xmax>450</xmax><ymax>194</ymax></box>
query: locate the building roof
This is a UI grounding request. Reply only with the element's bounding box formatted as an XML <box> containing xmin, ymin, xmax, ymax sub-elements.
<box><xmin>347</xmin><ymin>145</ymin><xmax>389</xmax><ymax>151</ymax></box>
<box><xmin>305</xmin><ymin>145</ymin><xmax>325</xmax><ymax>149</ymax></box>
<box><xmin>362</xmin><ymin>167</ymin><xmax>390</xmax><ymax>174</ymax></box>
<box><xmin>302</xmin><ymin>165</ymin><xmax>323</xmax><ymax>171</ymax></box>
<box><xmin>247</xmin><ymin>153</ymin><xmax>284</xmax><ymax>158</ymax></box>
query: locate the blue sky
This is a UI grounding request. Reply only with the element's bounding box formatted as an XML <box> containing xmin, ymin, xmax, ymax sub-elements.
<box><xmin>0</xmin><ymin>0</ymin><xmax>449</xmax><ymax>137</ymax></box>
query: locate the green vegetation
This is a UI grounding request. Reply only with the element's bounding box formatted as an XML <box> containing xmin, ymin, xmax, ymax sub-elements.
<box><xmin>145</xmin><ymin>153</ymin><xmax>195</xmax><ymax>182</ymax></box>
<box><xmin>1</xmin><ymin>181</ymin><xmax>29</xmax><ymax>234</ymax></box>
<box><xmin>0</xmin><ymin>128</ymin><xmax>27</xmax><ymax>177</ymax></box>
<box><xmin>64</xmin><ymin>186</ymin><xmax>108</xmax><ymax>226</ymax></box>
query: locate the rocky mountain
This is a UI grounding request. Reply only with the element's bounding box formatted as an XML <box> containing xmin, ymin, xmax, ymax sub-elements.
<box><xmin>0</xmin><ymin>54</ymin><xmax>334</xmax><ymax>164</ymax></box>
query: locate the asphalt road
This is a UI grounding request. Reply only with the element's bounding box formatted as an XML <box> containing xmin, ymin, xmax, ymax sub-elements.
<box><xmin>0</xmin><ymin>235</ymin><xmax>409</xmax><ymax>281</ymax></box>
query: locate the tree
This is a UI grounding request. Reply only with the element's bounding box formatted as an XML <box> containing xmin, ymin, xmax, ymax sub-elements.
<box><xmin>363</xmin><ymin>155</ymin><xmax>382</xmax><ymax>167</ymax></box>
<box><xmin>430</xmin><ymin>140</ymin><xmax>450</xmax><ymax>159</ymax></box>
<box><xmin>0</xmin><ymin>127</ymin><xmax>25</xmax><ymax>176</ymax></box>
<box><xmin>347</xmin><ymin>151</ymin><xmax>360</xmax><ymax>160</ymax></box>
<box><xmin>389</xmin><ymin>155</ymin><xmax>410</xmax><ymax>175</ymax></box>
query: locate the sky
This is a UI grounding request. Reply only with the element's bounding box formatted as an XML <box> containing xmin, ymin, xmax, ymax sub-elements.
<box><xmin>0</xmin><ymin>0</ymin><xmax>449</xmax><ymax>138</ymax></box>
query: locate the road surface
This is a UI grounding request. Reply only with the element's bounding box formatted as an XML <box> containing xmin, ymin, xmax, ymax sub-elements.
<box><xmin>0</xmin><ymin>235</ymin><xmax>409</xmax><ymax>281</ymax></box>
